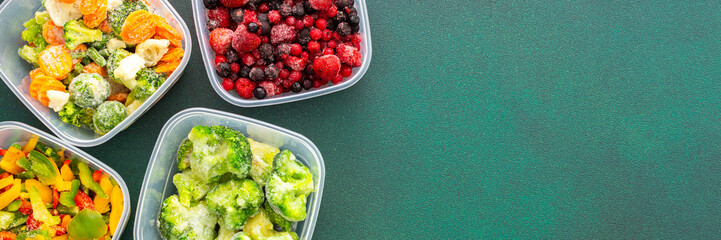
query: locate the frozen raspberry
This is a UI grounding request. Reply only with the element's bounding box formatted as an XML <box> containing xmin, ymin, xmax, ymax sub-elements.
<box><xmin>242</xmin><ymin>9</ymin><xmax>258</xmax><ymax>25</ymax></box>
<box><xmin>310</xmin><ymin>0</ymin><xmax>332</xmax><ymax>10</ymax></box>
<box><xmin>307</xmin><ymin>41</ymin><xmax>320</xmax><ymax>53</ymax></box>
<box><xmin>279</xmin><ymin>68</ymin><xmax>290</xmax><ymax>79</ymax></box>
<box><xmin>285</xmin><ymin>56</ymin><xmax>307</xmax><ymax>71</ymax></box>
<box><xmin>289</xmin><ymin>70</ymin><xmax>302</xmax><ymax>82</ymax></box>
<box><xmin>242</xmin><ymin>53</ymin><xmax>255</xmax><ymax>66</ymax></box>
<box><xmin>270</xmin><ymin>24</ymin><xmax>296</xmax><ymax>44</ymax></box>
<box><xmin>232</xmin><ymin>26</ymin><xmax>261</xmax><ymax>53</ymax></box>
<box><xmin>207</xmin><ymin>7</ymin><xmax>231</xmax><ymax>28</ymax></box>
<box><xmin>235</xmin><ymin>78</ymin><xmax>256</xmax><ymax>99</ymax></box>
<box><xmin>313</xmin><ymin>55</ymin><xmax>340</xmax><ymax>81</ymax></box>
<box><xmin>336</xmin><ymin>44</ymin><xmax>361</xmax><ymax>67</ymax></box>
<box><xmin>209</xmin><ymin>28</ymin><xmax>234</xmax><ymax>54</ymax></box>
<box><xmin>221</xmin><ymin>78</ymin><xmax>234</xmax><ymax>91</ymax></box>
<box><xmin>268</xmin><ymin>10</ymin><xmax>281</xmax><ymax>23</ymax></box>
<box><xmin>258</xmin><ymin>81</ymin><xmax>278</xmax><ymax>97</ymax></box>
<box><xmin>282</xmin><ymin>78</ymin><xmax>294</xmax><ymax>88</ymax></box>
<box><xmin>219</xmin><ymin>0</ymin><xmax>247</xmax><ymax>8</ymax></box>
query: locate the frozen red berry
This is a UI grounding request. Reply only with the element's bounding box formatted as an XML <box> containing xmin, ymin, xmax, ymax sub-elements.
<box><xmin>242</xmin><ymin>53</ymin><xmax>255</xmax><ymax>66</ymax></box>
<box><xmin>303</xmin><ymin>15</ymin><xmax>315</xmax><ymax>28</ymax></box>
<box><xmin>289</xmin><ymin>70</ymin><xmax>302</xmax><ymax>82</ymax></box>
<box><xmin>258</xmin><ymin>81</ymin><xmax>278</xmax><ymax>97</ymax></box>
<box><xmin>221</xmin><ymin>78</ymin><xmax>234</xmax><ymax>91</ymax></box>
<box><xmin>242</xmin><ymin>9</ymin><xmax>257</xmax><ymax>25</ymax></box>
<box><xmin>340</xmin><ymin>65</ymin><xmax>352</xmax><ymax>77</ymax></box>
<box><xmin>268</xmin><ymin>10</ymin><xmax>281</xmax><ymax>23</ymax></box>
<box><xmin>307</xmin><ymin>41</ymin><xmax>320</xmax><ymax>53</ymax></box>
<box><xmin>315</xmin><ymin>18</ymin><xmax>327</xmax><ymax>30</ymax></box>
<box><xmin>215</xmin><ymin>55</ymin><xmax>227</xmax><ymax>65</ymax></box>
<box><xmin>235</xmin><ymin>78</ymin><xmax>256</xmax><ymax>99</ymax></box>
<box><xmin>285</xmin><ymin>56</ymin><xmax>308</xmax><ymax>71</ymax></box>
<box><xmin>270</xmin><ymin>24</ymin><xmax>297</xmax><ymax>44</ymax></box>
<box><xmin>327</xmin><ymin>5</ymin><xmax>338</xmax><ymax>17</ymax></box>
<box><xmin>290</xmin><ymin>44</ymin><xmax>302</xmax><ymax>56</ymax></box>
<box><xmin>232</xmin><ymin>26</ymin><xmax>261</xmax><ymax>53</ymax></box>
<box><xmin>331</xmin><ymin>74</ymin><xmax>343</xmax><ymax>84</ymax></box>
<box><xmin>207</xmin><ymin>7</ymin><xmax>231</xmax><ymax>28</ymax></box>
<box><xmin>336</xmin><ymin>43</ymin><xmax>361</xmax><ymax>67</ymax></box>
<box><xmin>209</xmin><ymin>28</ymin><xmax>234</xmax><ymax>54</ymax></box>
<box><xmin>219</xmin><ymin>0</ymin><xmax>246</xmax><ymax>8</ymax></box>
<box><xmin>231</xmin><ymin>63</ymin><xmax>240</xmax><ymax>73</ymax></box>
<box><xmin>310</xmin><ymin>0</ymin><xmax>332</xmax><ymax>10</ymax></box>
<box><xmin>313</xmin><ymin>55</ymin><xmax>341</xmax><ymax>81</ymax></box>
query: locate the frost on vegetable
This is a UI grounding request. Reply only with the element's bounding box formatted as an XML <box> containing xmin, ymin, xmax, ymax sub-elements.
<box><xmin>135</xmin><ymin>39</ymin><xmax>170</xmax><ymax>67</ymax></box>
<box><xmin>128</xmin><ymin>68</ymin><xmax>166</xmax><ymax>103</ymax></box>
<box><xmin>173</xmin><ymin>171</ymin><xmax>213</xmax><ymax>207</ymax></box>
<box><xmin>44</xmin><ymin>0</ymin><xmax>82</xmax><ymax>26</ymax></box>
<box><xmin>159</xmin><ymin>195</ymin><xmax>217</xmax><ymax>240</ymax></box>
<box><xmin>248</xmin><ymin>138</ymin><xmax>280</xmax><ymax>187</ymax></box>
<box><xmin>184</xmin><ymin>126</ymin><xmax>252</xmax><ymax>182</ymax></box>
<box><xmin>107</xmin><ymin>48</ymin><xmax>132</xmax><ymax>83</ymax></box>
<box><xmin>108</xmin><ymin>0</ymin><xmax>149</xmax><ymax>35</ymax></box>
<box><xmin>19</xmin><ymin>12</ymin><xmax>50</xmax><ymax>65</ymax></box>
<box><xmin>265</xmin><ymin>150</ymin><xmax>314</xmax><ymax>222</ymax></box>
<box><xmin>176</xmin><ymin>139</ymin><xmax>192</xmax><ymax>171</ymax></box>
<box><xmin>243</xmin><ymin>209</ymin><xmax>299</xmax><ymax>240</ymax></box>
<box><xmin>264</xmin><ymin>201</ymin><xmax>293</xmax><ymax>232</ymax></box>
<box><xmin>63</xmin><ymin>20</ymin><xmax>103</xmax><ymax>51</ymax></box>
<box><xmin>206</xmin><ymin>179</ymin><xmax>264</xmax><ymax>231</ymax></box>
<box><xmin>58</xmin><ymin>102</ymin><xmax>93</xmax><ymax>127</ymax></box>
<box><xmin>92</xmin><ymin>101</ymin><xmax>128</xmax><ymax>134</ymax></box>
<box><xmin>46</xmin><ymin>90</ymin><xmax>70</xmax><ymax>112</ymax></box>
<box><xmin>113</xmin><ymin>54</ymin><xmax>145</xmax><ymax>90</ymax></box>
<box><xmin>68</xmin><ymin>73</ymin><xmax>110</xmax><ymax>109</ymax></box>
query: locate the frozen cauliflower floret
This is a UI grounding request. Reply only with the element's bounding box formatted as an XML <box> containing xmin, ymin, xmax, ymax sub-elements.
<box><xmin>44</xmin><ymin>0</ymin><xmax>82</xmax><ymax>26</ymax></box>
<box><xmin>107</xmin><ymin>0</ymin><xmax>123</xmax><ymax>11</ymax></box>
<box><xmin>46</xmin><ymin>90</ymin><xmax>70</xmax><ymax>112</ymax></box>
<box><xmin>113</xmin><ymin>54</ymin><xmax>145</xmax><ymax>90</ymax></box>
<box><xmin>135</xmin><ymin>39</ymin><xmax>170</xmax><ymax>67</ymax></box>
<box><xmin>107</xmin><ymin>38</ymin><xmax>127</xmax><ymax>51</ymax></box>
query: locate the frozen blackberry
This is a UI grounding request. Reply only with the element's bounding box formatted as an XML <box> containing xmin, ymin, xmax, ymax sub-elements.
<box><xmin>337</xmin><ymin>22</ymin><xmax>351</xmax><ymax>37</ymax></box>
<box><xmin>258</xmin><ymin>43</ymin><xmax>274</xmax><ymax>59</ymax></box>
<box><xmin>268</xmin><ymin>1</ymin><xmax>281</xmax><ymax>10</ymax></box>
<box><xmin>203</xmin><ymin>0</ymin><xmax>218</xmax><ymax>9</ymax></box>
<box><xmin>303</xmin><ymin>2</ymin><xmax>316</xmax><ymax>14</ymax></box>
<box><xmin>349</xmin><ymin>15</ymin><xmax>360</xmax><ymax>26</ymax></box>
<box><xmin>279</xmin><ymin>3</ymin><xmax>292</xmax><ymax>17</ymax></box>
<box><xmin>264</xmin><ymin>64</ymin><xmax>279</xmax><ymax>79</ymax></box>
<box><xmin>259</xmin><ymin>20</ymin><xmax>271</xmax><ymax>35</ymax></box>
<box><xmin>216</xmin><ymin>62</ymin><xmax>231</xmax><ymax>78</ymax></box>
<box><xmin>326</xmin><ymin>19</ymin><xmax>337</xmax><ymax>31</ymax></box>
<box><xmin>301</xmin><ymin>79</ymin><xmax>312</xmax><ymax>90</ymax></box>
<box><xmin>275</xmin><ymin>43</ymin><xmax>292</xmax><ymax>58</ymax></box>
<box><xmin>249</xmin><ymin>67</ymin><xmax>266</xmax><ymax>81</ymax></box>
<box><xmin>336</xmin><ymin>0</ymin><xmax>354</xmax><ymax>9</ymax></box>
<box><xmin>292</xmin><ymin>4</ymin><xmax>305</xmax><ymax>17</ymax></box>
<box><xmin>247</xmin><ymin>22</ymin><xmax>259</xmax><ymax>33</ymax></box>
<box><xmin>290</xmin><ymin>82</ymin><xmax>302</xmax><ymax>93</ymax></box>
<box><xmin>304</xmin><ymin>65</ymin><xmax>314</xmax><ymax>75</ymax></box>
<box><xmin>239</xmin><ymin>66</ymin><xmax>251</xmax><ymax>78</ymax></box>
<box><xmin>297</xmin><ymin>28</ymin><xmax>311</xmax><ymax>45</ymax></box>
<box><xmin>351</xmin><ymin>24</ymin><xmax>359</xmax><ymax>34</ymax></box>
<box><xmin>257</xmin><ymin>13</ymin><xmax>269</xmax><ymax>22</ymax></box>
<box><xmin>230</xmin><ymin>8</ymin><xmax>244</xmax><ymax>23</ymax></box>
<box><xmin>334</xmin><ymin>11</ymin><xmax>347</xmax><ymax>22</ymax></box>
<box><xmin>253</xmin><ymin>86</ymin><xmax>266</xmax><ymax>99</ymax></box>
<box><xmin>229</xmin><ymin>72</ymin><xmax>239</xmax><ymax>81</ymax></box>
<box><xmin>226</xmin><ymin>49</ymin><xmax>240</xmax><ymax>63</ymax></box>
<box><xmin>207</xmin><ymin>19</ymin><xmax>221</xmax><ymax>31</ymax></box>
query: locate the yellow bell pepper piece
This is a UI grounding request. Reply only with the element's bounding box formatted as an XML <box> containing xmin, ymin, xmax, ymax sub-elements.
<box><xmin>29</xmin><ymin>186</ymin><xmax>60</xmax><ymax>226</ymax></box>
<box><xmin>26</xmin><ymin>179</ymin><xmax>52</xmax><ymax>204</ymax></box>
<box><xmin>93</xmin><ymin>175</ymin><xmax>113</xmax><ymax>213</ymax></box>
<box><xmin>0</xmin><ymin>147</ymin><xmax>25</xmax><ymax>174</ymax></box>
<box><xmin>108</xmin><ymin>185</ymin><xmax>123</xmax><ymax>235</ymax></box>
<box><xmin>0</xmin><ymin>175</ymin><xmax>13</xmax><ymax>190</ymax></box>
<box><xmin>22</xmin><ymin>135</ymin><xmax>39</xmax><ymax>153</ymax></box>
<box><xmin>0</xmin><ymin>179</ymin><xmax>21</xmax><ymax>210</ymax></box>
<box><xmin>51</xmin><ymin>235</ymin><xmax>68</xmax><ymax>240</ymax></box>
<box><xmin>55</xmin><ymin>178</ymin><xmax>73</xmax><ymax>192</ymax></box>
<box><xmin>60</xmin><ymin>163</ymin><xmax>74</xmax><ymax>181</ymax></box>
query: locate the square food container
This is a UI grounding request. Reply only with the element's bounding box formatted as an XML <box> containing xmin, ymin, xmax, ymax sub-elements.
<box><xmin>0</xmin><ymin>121</ymin><xmax>132</xmax><ymax>239</ymax></box>
<box><xmin>0</xmin><ymin>0</ymin><xmax>193</xmax><ymax>147</ymax></box>
<box><xmin>192</xmin><ymin>0</ymin><xmax>372</xmax><ymax>107</ymax></box>
<box><xmin>134</xmin><ymin>108</ymin><xmax>325</xmax><ymax>239</ymax></box>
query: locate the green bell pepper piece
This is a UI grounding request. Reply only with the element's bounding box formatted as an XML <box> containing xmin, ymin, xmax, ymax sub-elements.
<box><xmin>67</xmin><ymin>209</ymin><xmax>108</xmax><ymax>240</ymax></box>
<box><xmin>59</xmin><ymin>179</ymin><xmax>80</xmax><ymax>207</ymax></box>
<box><xmin>77</xmin><ymin>162</ymin><xmax>107</xmax><ymax>198</ymax></box>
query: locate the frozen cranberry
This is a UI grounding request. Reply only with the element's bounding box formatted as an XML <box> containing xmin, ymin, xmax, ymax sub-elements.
<box><xmin>327</xmin><ymin>5</ymin><xmax>337</xmax><ymax>17</ymax></box>
<box><xmin>307</xmin><ymin>41</ymin><xmax>320</xmax><ymax>53</ymax></box>
<box><xmin>290</xmin><ymin>44</ymin><xmax>302</xmax><ymax>56</ymax></box>
<box><xmin>231</xmin><ymin>63</ymin><xmax>241</xmax><ymax>73</ymax></box>
<box><xmin>327</xmin><ymin>40</ymin><xmax>337</xmax><ymax>49</ymax></box>
<box><xmin>340</xmin><ymin>65</ymin><xmax>352</xmax><ymax>77</ymax></box>
<box><xmin>258</xmin><ymin>3</ymin><xmax>269</xmax><ymax>13</ymax></box>
<box><xmin>221</xmin><ymin>78</ymin><xmax>234</xmax><ymax>91</ymax></box>
<box><xmin>303</xmin><ymin>15</ymin><xmax>315</xmax><ymax>28</ymax></box>
<box><xmin>315</xmin><ymin>18</ymin><xmax>327</xmax><ymax>30</ymax></box>
<box><xmin>322</xmin><ymin>48</ymin><xmax>334</xmax><ymax>55</ymax></box>
<box><xmin>285</xmin><ymin>16</ymin><xmax>296</xmax><ymax>26</ymax></box>
<box><xmin>289</xmin><ymin>70</ymin><xmax>302</xmax><ymax>82</ymax></box>
<box><xmin>215</xmin><ymin>55</ymin><xmax>227</xmax><ymax>65</ymax></box>
<box><xmin>322</xmin><ymin>29</ymin><xmax>333</xmax><ymax>41</ymax></box>
<box><xmin>331</xmin><ymin>74</ymin><xmax>343</xmax><ymax>84</ymax></box>
<box><xmin>310</xmin><ymin>28</ymin><xmax>322</xmax><ymax>40</ymax></box>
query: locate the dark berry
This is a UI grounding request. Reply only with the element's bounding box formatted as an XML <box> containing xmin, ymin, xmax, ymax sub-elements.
<box><xmin>207</xmin><ymin>19</ymin><xmax>221</xmax><ymax>31</ymax></box>
<box><xmin>336</xmin><ymin>0</ymin><xmax>354</xmax><ymax>9</ymax></box>
<box><xmin>258</xmin><ymin>43</ymin><xmax>274</xmax><ymax>59</ymax></box>
<box><xmin>334</xmin><ymin>11</ymin><xmax>346</xmax><ymax>22</ymax></box>
<box><xmin>249</xmin><ymin>67</ymin><xmax>266</xmax><ymax>81</ymax></box>
<box><xmin>264</xmin><ymin>64</ymin><xmax>279</xmax><ymax>79</ymax></box>
<box><xmin>351</xmin><ymin>24</ymin><xmax>359</xmax><ymax>34</ymax></box>
<box><xmin>216</xmin><ymin>62</ymin><xmax>231</xmax><ymax>77</ymax></box>
<box><xmin>348</xmin><ymin>7</ymin><xmax>358</xmax><ymax>16</ymax></box>
<box><xmin>303</xmin><ymin>2</ymin><xmax>316</xmax><ymax>14</ymax></box>
<box><xmin>268</xmin><ymin>1</ymin><xmax>281</xmax><ymax>10</ymax></box>
<box><xmin>229</xmin><ymin>72</ymin><xmax>239</xmax><ymax>81</ymax></box>
<box><xmin>297</xmin><ymin>28</ymin><xmax>311</xmax><ymax>45</ymax></box>
<box><xmin>203</xmin><ymin>0</ymin><xmax>219</xmax><ymax>9</ymax></box>
<box><xmin>337</xmin><ymin>22</ymin><xmax>351</xmax><ymax>37</ymax></box>
<box><xmin>326</xmin><ymin>19</ymin><xmax>337</xmax><ymax>31</ymax></box>
<box><xmin>349</xmin><ymin>15</ymin><xmax>360</xmax><ymax>26</ymax></box>
<box><xmin>290</xmin><ymin>82</ymin><xmax>302</xmax><ymax>92</ymax></box>
<box><xmin>304</xmin><ymin>65</ymin><xmax>315</xmax><ymax>75</ymax></box>
<box><xmin>247</xmin><ymin>22</ymin><xmax>259</xmax><ymax>33</ymax></box>
<box><xmin>253</xmin><ymin>86</ymin><xmax>267</xmax><ymax>99</ymax></box>
<box><xmin>279</xmin><ymin>3</ymin><xmax>292</xmax><ymax>17</ymax></box>
<box><xmin>257</xmin><ymin>13</ymin><xmax>269</xmax><ymax>22</ymax></box>
<box><xmin>226</xmin><ymin>49</ymin><xmax>240</xmax><ymax>63</ymax></box>
<box><xmin>275</xmin><ymin>43</ymin><xmax>292</xmax><ymax>58</ymax></box>
<box><xmin>230</xmin><ymin>8</ymin><xmax>244</xmax><ymax>23</ymax></box>
<box><xmin>302</xmin><ymin>79</ymin><xmax>312</xmax><ymax>90</ymax></box>
<box><xmin>292</xmin><ymin>4</ymin><xmax>305</xmax><ymax>17</ymax></box>
<box><xmin>239</xmin><ymin>66</ymin><xmax>251</xmax><ymax>78</ymax></box>
<box><xmin>259</xmin><ymin>21</ymin><xmax>272</xmax><ymax>35</ymax></box>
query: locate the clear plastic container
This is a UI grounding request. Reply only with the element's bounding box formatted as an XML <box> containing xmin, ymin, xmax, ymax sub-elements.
<box><xmin>0</xmin><ymin>121</ymin><xmax>132</xmax><ymax>239</ymax></box>
<box><xmin>0</xmin><ymin>0</ymin><xmax>193</xmax><ymax>147</ymax></box>
<box><xmin>134</xmin><ymin>108</ymin><xmax>325</xmax><ymax>239</ymax></box>
<box><xmin>192</xmin><ymin>0</ymin><xmax>373</xmax><ymax>107</ymax></box>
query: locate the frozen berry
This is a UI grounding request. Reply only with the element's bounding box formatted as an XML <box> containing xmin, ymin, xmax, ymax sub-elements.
<box><xmin>349</xmin><ymin>15</ymin><xmax>360</xmax><ymax>26</ymax></box>
<box><xmin>304</xmin><ymin>65</ymin><xmax>315</xmax><ymax>75</ymax></box>
<box><xmin>259</xmin><ymin>20</ymin><xmax>271</xmax><ymax>35</ymax></box>
<box><xmin>229</xmin><ymin>72</ymin><xmax>239</xmax><ymax>81</ymax></box>
<box><xmin>315</xmin><ymin>19</ymin><xmax>327</xmax><ymax>30</ymax></box>
<box><xmin>294</xmin><ymin>20</ymin><xmax>305</xmax><ymax>31</ymax></box>
<box><xmin>297</xmin><ymin>28</ymin><xmax>311</xmax><ymax>45</ymax></box>
<box><xmin>231</xmin><ymin>63</ymin><xmax>241</xmax><ymax>73</ymax></box>
<box><xmin>285</xmin><ymin>16</ymin><xmax>296</xmax><ymax>26</ymax></box>
<box><xmin>351</xmin><ymin>24</ymin><xmax>359</xmax><ymax>34</ymax></box>
<box><xmin>336</xmin><ymin>0</ymin><xmax>354</xmax><ymax>9</ymax></box>
<box><xmin>327</xmin><ymin>40</ymin><xmax>337</xmax><ymax>49</ymax></box>
<box><xmin>340</xmin><ymin>65</ymin><xmax>352</xmax><ymax>77</ymax></box>
<box><xmin>268</xmin><ymin>10</ymin><xmax>281</xmax><ymax>23</ymax></box>
<box><xmin>258</xmin><ymin>81</ymin><xmax>278</xmax><ymax>97</ymax></box>
<box><xmin>249</xmin><ymin>67</ymin><xmax>265</xmax><ymax>81</ymax></box>
<box><xmin>247</xmin><ymin>22</ymin><xmax>259</xmax><ymax>33</ymax></box>
<box><xmin>209</xmin><ymin>28</ymin><xmax>234</xmax><ymax>54</ymax></box>
<box><xmin>313</xmin><ymin>55</ymin><xmax>340</xmax><ymax>81</ymax></box>
<box><xmin>275</xmin><ymin>43</ymin><xmax>292</xmax><ymax>58</ymax></box>
<box><xmin>230</xmin><ymin>8</ymin><xmax>244</xmax><ymax>22</ymax></box>
<box><xmin>325</xmin><ymin>19</ymin><xmax>337</xmax><ymax>31</ymax></box>
<box><xmin>279</xmin><ymin>68</ymin><xmax>290</xmax><ymax>79</ymax></box>
<box><xmin>290</xmin><ymin>44</ymin><xmax>302</xmax><ymax>56</ymax></box>
<box><xmin>307</xmin><ymin>41</ymin><xmax>320</xmax><ymax>53</ymax></box>
<box><xmin>270</xmin><ymin>23</ymin><xmax>296</xmax><ymax>44</ymax></box>
<box><xmin>234</xmin><ymin>78</ymin><xmax>256</xmax><ymax>99</ymax></box>
<box><xmin>257</xmin><ymin>13</ymin><xmax>269</xmax><ymax>22</ymax></box>
<box><xmin>285</xmin><ymin>56</ymin><xmax>307</xmax><ymax>71</ymax></box>
<box><xmin>264</xmin><ymin>64</ymin><xmax>279</xmax><ymax>79</ymax></box>
<box><xmin>226</xmin><ymin>49</ymin><xmax>240</xmax><ymax>63</ymax></box>
<box><xmin>239</xmin><ymin>66</ymin><xmax>251</xmax><ymax>78</ymax></box>
<box><xmin>207</xmin><ymin>19</ymin><xmax>221</xmax><ymax>31</ymax></box>
<box><xmin>242</xmin><ymin>9</ymin><xmax>258</xmax><ymax>25</ymax></box>
<box><xmin>216</xmin><ymin>62</ymin><xmax>232</xmax><ymax>77</ymax></box>
<box><xmin>313</xmin><ymin>80</ymin><xmax>322</xmax><ymax>88</ymax></box>
<box><xmin>242</xmin><ymin>53</ymin><xmax>255</xmax><ymax>66</ymax></box>
<box><xmin>336</xmin><ymin>22</ymin><xmax>350</xmax><ymax>37</ymax></box>
<box><xmin>258</xmin><ymin>43</ymin><xmax>274</xmax><ymax>59</ymax></box>
<box><xmin>331</xmin><ymin>74</ymin><xmax>343</xmax><ymax>84</ymax></box>
<box><xmin>303</xmin><ymin>2</ymin><xmax>316</xmax><ymax>14</ymax></box>
<box><xmin>310</xmin><ymin>0</ymin><xmax>332</xmax><ymax>10</ymax></box>
<box><xmin>327</xmin><ymin>5</ymin><xmax>338</xmax><ymax>17</ymax></box>
<box><xmin>336</xmin><ymin>43</ymin><xmax>361</xmax><ymax>67</ymax></box>
<box><xmin>322</xmin><ymin>48</ymin><xmax>334</xmax><ymax>55</ymax></box>
<box><xmin>279</xmin><ymin>3</ymin><xmax>292</xmax><ymax>17</ymax></box>
<box><xmin>220</xmin><ymin>0</ymin><xmax>246</xmax><ymax>8</ymax></box>
<box><xmin>258</xmin><ymin>3</ymin><xmax>269</xmax><ymax>13</ymax></box>
<box><xmin>310</xmin><ymin>28</ymin><xmax>322</xmax><ymax>40</ymax></box>
<box><xmin>335</xmin><ymin>11</ymin><xmax>347</xmax><ymax>22</ymax></box>
<box><xmin>204</xmin><ymin>0</ymin><xmax>219</xmax><ymax>9</ymax></box>
<box><xmin>207</xmin><ymin>7</ymin><xmax>231</xmax><ymax>28</ymax></box>
<box><xmin>349</xmin><ymin>33</ymin><xmax>362</xmax><ymax>45</ymax></box>
<box><xmin>232</xmin><ymin>26</ymin><xmax>261</xmax><ymax>53</ymax></box>
<box><xmin>292</xmin><ymin>4</ymin><xmax>305</xmax><ymax>17</ymax></box>
<box><xmin>303</xmin><ymin>15</ymin><xmax>315</xmax><ymax>28</ymax></box>
<box><xmin>215</xmin><ymin>55</ymin><xmax>227</xmax><ymax>65</ymax></box>
<box><xmin>253</xmin><ymin>86</ymin><xmax>266</xmax><ymax>99</ymax></box>
<box><xmin>221</xmin><ymin>78</ymin><xmax>234</xmax><ymax>91</ymax></box>
<box><xmin>289</xmin><ymin>70</ymin><xmax>302</xmax><ymax>82</ymax></box>
<box><xmin>282</xmin><ymin>78</ymin><xmax>294</xmax><ymax>88</ymax></box>
<box><xmin>302</xmin><ymin>79</ymin><xmax>313</xmax><ymax>90</ymax></box>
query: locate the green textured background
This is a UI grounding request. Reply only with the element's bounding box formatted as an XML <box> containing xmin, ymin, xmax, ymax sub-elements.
<box><xmin>2</xmin><ymin>0</ymin><xmax>721</xmax><ymax>239</ymax></box>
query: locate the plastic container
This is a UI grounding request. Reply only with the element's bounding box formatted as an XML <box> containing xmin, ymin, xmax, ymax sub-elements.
<box><xmin>0</xmin><ymin>121</ymin><xmax>132</xmax><ymax>239</ymax></box>
<box><xmin>134</xmin><ymin>108</ymin><xmax>325</xmax><ymax>239</ymax></box>
<box><xmin>192</xmin><ymin>0</ymin><xmax>372</xmax><ymax>107</ymax></box>
<box><xmin>0</xmin><ymin>0</ymin><xmax>193</xmax><ymax>147</ymax></box>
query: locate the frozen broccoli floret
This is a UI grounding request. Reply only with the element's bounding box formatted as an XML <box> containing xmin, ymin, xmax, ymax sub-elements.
<box><xmin>264</xmin><ymin>201</ymin><xmax>293</xmax><ymax>232</ymax></box>
<box><xmin>93</xmin><ymin>101</ymin><xmax>128</xmax><ymax>134</ymax></box>
<box><xmin>248</xmin><ymin>138</ymin><xmax>280</xmax><ymax>187</ymax></box>
<box><xmin>18</xmin><ymin>45</ymin><xmax>43</xmax><ymax>65</ymax></box>
<box><xmin>90</xmin><ymin>32</ymin><xmax>113</xmax><ymax>50</ymax></box>
<box><xmin>216</xmin><ymin>221</ymin><xmax>252</xmax><ymax>240</ymax></box>
<box><xmin>113</xmin><ymin>54</ymin><xmax>145</xmax><ymax>90</ymax></box>
<box><xmin>176</xmin><ymin>139</ymin><xmax>192</xmax><ymax>171</ymax></box>
<box><xmin>233</xmin><ymin>232</ymin><xmax>252</xmax><ymax>240</ymax></box>
<box><xmin>63</xmin><ymin>20</ymin><xmax>103</xmax><ymax>51</ymax></box>
<box><xmin>58</xmin><ymin>103</ymin><xmax>84</xmax><ymax>127</ymax></box>
<box><xmin>159</xmin><ymin>195</ymin><xmax>217</xmax><ymax>240</ymax></box>
<box><xmin>21</xmin><ymin>12</ymin><xmax>49</xmax><ymax>50</ymax></box>
<box><xmin>68</xmin><ymin>73</ymin><xmax>110</xmax><ymax>109</ymax></box>
<box><xmin>265</xmin><ymin>150</ymin><xmax>314</xmax><ymax>222</ymax></box>
<box><xmin>243</xmin><ymin>209</ymin><xmax>299</xmax><ymax>240</ymax></box>
<box><xmin>184</xmin><ymin>126</ymin><xmax>252</xmax><ymax>182</ymax></box>
<box><xmin>108</xmin><ymin>0</ymin><xmax>149</xmax><ymax>35</ymax></box>
<box><xmin>107</xmin><ymin>49</ymin><xmax>132</xmax><ymax>82</ymax></box>
<box><xmin>129</xmin><ymin>68</ymin><xmax>166</xmax><ymax>102</ymax></box>
<box><xmin>206</xmin><ymin>179</ymin><xmax>264</xmax><ymax>231</ymax></box>
<box><xmin>173</xmin><ymin>171</ymin><xmax>214</xmax><ymax>207</ymax></box>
